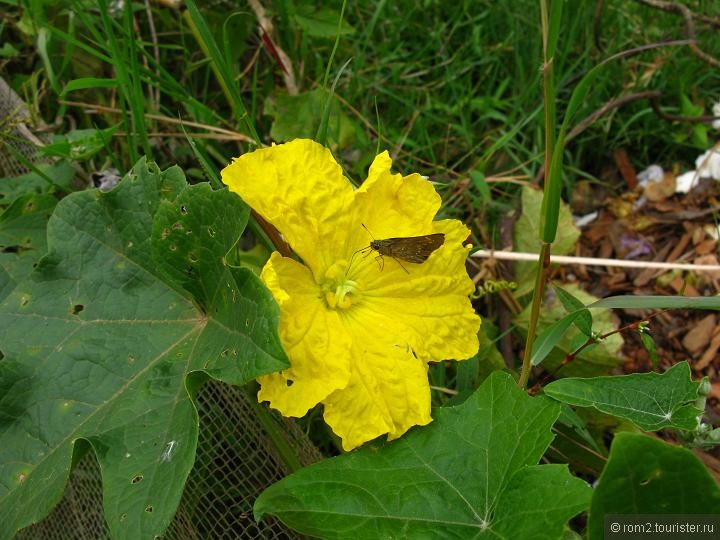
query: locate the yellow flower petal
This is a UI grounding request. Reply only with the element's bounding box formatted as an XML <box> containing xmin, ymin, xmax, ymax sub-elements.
<box><xmin>351</xmin><ymin>151</ymin><xmax>441</xmax><ymax>244</ymax></box>
<box><xmin>257</xmin><ymin>253</ymin><xmax>352</xmax><ymax>416</ymax></box>
<box><xmin>323</xmin><ymin>342</ymin><xmax>431</xmax><ymax>451</ymax></box>
<box><xmin>347</xmin><ymin>183</ymin><xmax>481</xmax><ymax>362</ymax></box>
<box><xmin>221</xmin><ymin>139</ymin><xmax>354</xmax><ymax>276</ymax></box>
<box><xmin>224</xmin><ymin>140</ymin><xmax>481</xmax><ymax>450</ymax></box>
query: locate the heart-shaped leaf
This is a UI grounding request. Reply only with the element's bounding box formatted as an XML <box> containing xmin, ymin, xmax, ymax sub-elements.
<box><xmin>255</xmin><ymin>371</ymin><xmax>591</xmax><ymax>539</ymax></box>
<box><xmin>544</xmin><ymin>361</ymin><xmax>701</xmax><ymax>431</ymax></box>
<box><xmin>0</xmin><ymin>159</ymin><xmax>288</xmax><ymax>539</ymax></box>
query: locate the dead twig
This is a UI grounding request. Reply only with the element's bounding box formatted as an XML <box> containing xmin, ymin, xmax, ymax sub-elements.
<box><xmin>247</xmin><ymin>0</ymin><xmax>298</xmax><ymax>95</ymax></box>
<box><xmin>634</xmin><ymin>0</ymin><xmax>720</xmax><ymax>67</ymax></box>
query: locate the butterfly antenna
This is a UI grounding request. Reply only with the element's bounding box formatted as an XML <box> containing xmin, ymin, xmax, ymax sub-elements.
<box><xmin>361</xmin><ymin>223</ymin><xmax>376</xmax><ymax>240</ymax></box>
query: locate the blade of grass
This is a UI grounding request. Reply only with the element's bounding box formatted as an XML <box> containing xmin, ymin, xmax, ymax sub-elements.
<box><xmin>316</xmin><ymin>57</ymin><xmax>352</xmax><ymax>146</ymax></box>
<box><xmin>183</xmin><ymin>0</ymin><xmax>260</xmax><ymax>146</ymax></box>
<box><xmin>95</xmin><ymin>0</ymin><xmax>147</xmax><ymax>162</ymax></box>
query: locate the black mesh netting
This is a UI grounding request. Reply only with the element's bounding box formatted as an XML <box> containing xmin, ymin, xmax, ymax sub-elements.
<box><xmin>0</xmin><ymin>76</ymin><xmax>51</xmax><ymax>178</ymax></box>
<box><xmin>16</xmin><ymin>380</ymin><xmax>321</xmax><ymax>539</ymax></box>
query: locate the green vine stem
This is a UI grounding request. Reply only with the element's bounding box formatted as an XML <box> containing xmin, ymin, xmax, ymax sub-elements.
<box><xmin>519</xmin><ymin>0</ymin><xmax>557</xmax><ymax>388</ymax></box>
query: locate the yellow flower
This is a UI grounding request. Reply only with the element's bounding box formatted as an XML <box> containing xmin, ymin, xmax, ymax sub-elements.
<box><xmin>221</xmin><ymin>139</ymin><xmax>480</xmax><ymax>450</ymax></box>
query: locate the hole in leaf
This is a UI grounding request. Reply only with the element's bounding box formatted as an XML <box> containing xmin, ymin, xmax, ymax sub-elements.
<box><xmin>131</xmin><ymin>474</ymin><xmax>143</xmax><ymax>484</ymax></box>
<box><xmin>207</xmin><ymin>227</ymin><xmax>216</xmax><ymax>237</ymax></box>
<box><xmin>25</xmin><ymin>202</ymin><xmax>35</xmax><ymax>212</ymax></box>
<box><xmin>71</xmin><ymin>304</ymin><xmax>84</xmax><ymax>315</ymax></box>
<box><xmin>221</xmin><ymin>349</ymin><xmax>229</xmax><ymax>358</ymax></box>
<box><xmin>286</xmin><ymin>379</ymin><xmax>294</xmax><ymax>387</ymax></box>
<box><xmin>120</xmin><ymin>513</ymin><xmax>127</xmax><ymax>522</ymax></box>
<box><xmin>145</xmin><ymin>505</ymin><xmax>153</xmax><ymax>513</ymax></box>
<box><xmin>639</xmin><ymin>478</ymin><xmax>650</xmax><ymax>486</ymax></box>
<box><xmin>186</xmin><ymin>267</ymin><xmax>195</xmax><ymax>277</ymax></box>
<box><xmin>188</xmin><ymin>252</ymin><xmax>198</xmax><ymax>263</ymax></box>
<box><xmin>180</xmin><ymin>205</ymin><xmax>188</xmax><ymax>215</ymax></box>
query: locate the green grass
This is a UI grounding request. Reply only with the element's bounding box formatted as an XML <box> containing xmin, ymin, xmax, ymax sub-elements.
<box><xmin>4</xmin><ymin>0</ymin><xmax>719</xmax><ymax>191</ymax></box>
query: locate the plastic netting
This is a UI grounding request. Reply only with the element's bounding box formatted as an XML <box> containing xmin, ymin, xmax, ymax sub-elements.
<box><xmin>0</xmin><ymin>77</ymin><xmax>51</xmax><ymax>178</ymax></box>
<box><xmin>16</xmin><ymin>379</ymin><xmax>321</xmax><ymax>539</ymax></box>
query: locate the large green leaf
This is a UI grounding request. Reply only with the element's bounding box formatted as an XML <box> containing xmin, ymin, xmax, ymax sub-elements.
<box><xmin>544</xmin><ymin>362</ymin><xmax>702</xmax><ymax>431</ymax></box>
<box><xmin>0</xmin><ymin>159</ymin><xmax>288</xmax><ymax>539</ymax></box>
<box><xmin>255</xmin><ymin>372</ymin><xmax>591</xmax><ymax>539</ymax></box>
<box><xmin>588</xmin><ymin>432</ymin><xmax>720</xmax><ymax>540</ymax></box>
<box><xmin>0</xmin><ymin>193</ymin><xmax>57</xmax><ymax>287</ymax></box>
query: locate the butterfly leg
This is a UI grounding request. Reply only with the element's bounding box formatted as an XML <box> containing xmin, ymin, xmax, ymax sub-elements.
<box><xmin>392</xmin><ymin>257</ymin><xmax>410</xmax><ymax>274</ymax></box>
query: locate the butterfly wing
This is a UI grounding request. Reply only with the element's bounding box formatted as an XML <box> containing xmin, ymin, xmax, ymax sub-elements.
<box><xmin>382</xmin><ymin>233</ymin><xmax>445</xmax><ymax>263</ymax></box>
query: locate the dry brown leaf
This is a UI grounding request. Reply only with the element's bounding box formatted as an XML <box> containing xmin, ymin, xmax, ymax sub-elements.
<box><xmin>682</xmin><ymin>314</ymin><xmax>717</xmax><ymax>354</ymax></box>
<box><xmin>644</xmin><ymin>172</ymin><xmax>676</xmax><ymax>202</ymax></box>
<box><xmin>696</xmin><ymin>330</ymin><xmax>720</xmax><ymax>371</ymax></box>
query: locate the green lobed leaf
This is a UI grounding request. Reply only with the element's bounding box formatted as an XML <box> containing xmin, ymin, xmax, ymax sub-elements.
<box><xmin>0</xmin><ymin>159</ymin><xmax>288</xmax><ymax>539</ymax></box>
<box><xmin>0</xmin><ymin>193</ymin><xmax>57</xmax><ymax>287</ymax></box>
<box><xmin>588</xmin><ymin>432</ymin><xmax>720</xmax><ymax>540</ymax></box>
<box><xmin>255</xmin><ymin>372</ymin><xmax>591</xmax><ymax>539</ymax></box>
<box><xmin>544</xmin><ymin>362</ymin><xmax>701</xmax><ymax>431</ymax></box>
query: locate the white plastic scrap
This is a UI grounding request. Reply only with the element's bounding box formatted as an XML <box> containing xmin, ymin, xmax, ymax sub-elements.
<box><xmin>675</xmin><ymin>146</ymin><xmax>720</xmax><ymax>194</ymax></box>
<box><xmin>713</xmin><ymin>101</ymin><xmax>720</xmax><ymax>130</ymax></box>
<box><xmin>676</xmin><ymin>170</ymin><xmax>700</xmax><ymax>194</ymax></box>
<box><xmin>695</xmin><ymin>148</ymin><xmax>720</xmax><ymax>180</ymax></box>
<box><xmin>636</xmin><ymin>164</ymin><xmax>664</xmax><ymax>188</ymax></box>
<box><xmin>574</xmin><ymin>211</ymin><xmax>598</xmax><ymax>228</ymax></box>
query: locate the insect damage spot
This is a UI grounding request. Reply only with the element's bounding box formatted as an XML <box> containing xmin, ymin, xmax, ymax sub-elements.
<box><xmin>145</xmin><ymin>505</ymin><xmax>153</xmax><ymax>513</ymax></box>
<box><xmin>131</xmin><ymin>474</ymin><xmax>143</xmax><ymax>484</ymax></box>
<box><xmin>71</xmin><ymin>304</ymin><xmax>84</xmax><ymax>315</ymax></box>
<box><xmin>171</xmin><ymin>222</ymin><xmax>184</xmax><ymax>231</ymax></box>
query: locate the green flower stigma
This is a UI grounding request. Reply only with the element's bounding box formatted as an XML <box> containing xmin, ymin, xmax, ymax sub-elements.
<box><xmin>322</xmin><ymin>260</ymin><xmax>359</xmax><ymax>310</ymax></box>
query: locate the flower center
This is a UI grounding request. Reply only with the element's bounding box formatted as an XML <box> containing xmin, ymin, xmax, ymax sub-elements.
<box><xmin>322</xmin><ymin>260</ymin><xmax>359</xmax><ymax>310</ymax></box>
